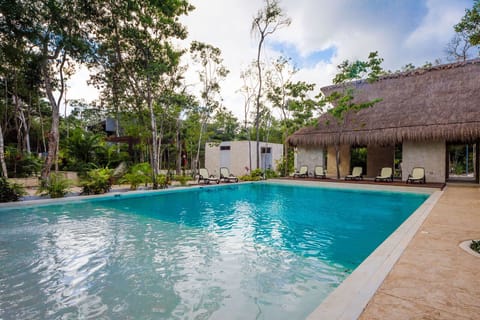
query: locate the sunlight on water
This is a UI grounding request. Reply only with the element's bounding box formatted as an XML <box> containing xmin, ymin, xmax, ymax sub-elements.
<box><xmin>0</xmin><ymin>183</ymin><xmax>428</xmax><ymax>319</ymax></box>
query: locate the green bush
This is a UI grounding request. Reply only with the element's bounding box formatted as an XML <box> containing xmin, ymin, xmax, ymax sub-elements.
<box><xmin>38</xmin><ymin>173</ymin><xmax>71</xmax><ymax>198</ymax></box>
<box><xmin>264</xmin><ymin>169</ymin><xmax>278</xmax><ymax>179</ymax></box>
<box><xmin>81</xmin><ymin>168</ymin><xmax>113</xmax><ymax>195</ymax></box>
<box><xmin>5</xmin><ymin>149</ymin><xmax>43</xmax><ymax>177</ymax></box>
<box><xmin>276</xmin><ymin>155</ymin><xmax>294</xmax><ymax>177</ymax></box>
<box><xmin>239</xmin><ymin>169</ymin><xmax>264</xmax><ymax>182</ymax></box>
<box><xmin>173</xmin><ymin>174</ymin><xmax>191</xmax><ymax>186</ymax></box>
<box><xmin>471</xmin><ymin>240</ymin><xmax>480</xmax><ymax>253</ymax></box>
<box><xmin>0</xmin><ymin>177</ymin><xmax>26</xmax><ymax>202</ymax></box>
<box><xmin>120</xmin><ymin>162</ymin><xmax>152</xmax><ymax>190</ymax></box>
<box><xmin>18</xmin><ymin>155</ymin><xmax>43</xmax><ymax>177</ymax></box>
<box><xmin>156</xmin><ymin>174</ymin><xmax>170</xmax><ymax>189</ymax></box>
<box><xmin>251</xmin><ymin>169</ymin><xmax>263</xmax><ymax>178</ymax></box>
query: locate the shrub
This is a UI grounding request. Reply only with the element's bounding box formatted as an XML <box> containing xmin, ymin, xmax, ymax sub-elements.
<box><xmin>5</xmin><ymin>150</ymin><xmax>43</xmax><ymax>178</ymax></box>
<box><xmin>81</xmin><ymin>168</ymin><xmax>113</xmax><ymax>195</ymax></box>
<box><xmin>156</xmin><ymin>174</ymin><xmax>170</xmax><ymax>189</ymax></box>
<box><xmin>120</xmin><ymin>163</ymin><xmax>152</xmax><ymax>190</ymax></box>
<box><xmin>173</xmin><ymin>174</ymin><xmax>191</xmax><ymax>186</ymax></box>
<box><xmin>264</xmin><ymin>169</ymin><xmax>278</xmax><ymax>179</ymax></box>
<box><xmin>276</xmin><ymin>155</ymin><xmax>294</xmax><ymax>177</ymax></box>
<box><xmin>239</xmin><ymin>169</ymin><xmax>264</xmax><ymax>182</ymax></box>
<box><xmin>17</xmin><ymin>155</ymin><xmax>43</xmax><ymax>177</ymax></box>
<box><xmin>471</xmin><ymin>240</ymin><xmax>480</xmax><ymax>253</ymax></box>
<box><xmin>0</xmin><ymin>177</ymin><xmax>26</xmax><ymax>202</ymax></box>
<box><xmin>38</xmin><ymin>173</ymin><xmax>71</xmax><ymax>198</ymax></box>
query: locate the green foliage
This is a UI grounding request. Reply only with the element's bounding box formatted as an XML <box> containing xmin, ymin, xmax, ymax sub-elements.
<box><xmin>455</xmin><ymin>0</ymin><xmax>480</xmax><ymax>46</ymax></box>
<box><xmin>0</xmin><ymin>178</ymin><xmax>26</xmax><ymax>202</ymax></box>
<box><xmin>454</xmin><ymin>163</ymin><xmax>465</xmax><ymax>175</ymax></box>
<box><xmin>239</xmin><ymin>168</ymin><xmax>264</xmax><ymax>181</ymax></box>
<box><xmin>326</xmin><ymin>51</ymin><xmax>385</xmax><ymax>122</ymax></box>
<box><xmin>173</xmin><ymin>175</ymin><xmax>191</xmax><ymax>186</ymax></box>
<box><xmin>38</xmin><ymin>173</ymin><xmax>71</xmax><ymax>198</ymax></box>
<box><xmin>64</xmin><ymin>128</ymin><xmax>104</xmax><ymax>173</ymax></box>
<box><xmin>81</xmin><ymin>168</ymin><xmax>113</xmax><ymax>195</ymax></box>
<box><xmin>209</xmin><ymin>107</ymin><xmax>239</xmax><ymax>141</ymax></box>
<box><xmin>276</xmin><ymin>155</ymin><xmax>294</xmax><ymax>177</ymax></box>
<box><xmin>6</xmin><ymin>153</ymin><xmax>43</xmax><ymax>178</ymax></box>
<box><xmin>333</xmin><ymin>51</ymin><xmax>385</xmax><ymax>84</ymax></box>
<box><xmin>264</xmin><ymin>169</ymin><xmax>278</xmax><ymax>179</ymax></box>
<box><xmin>156</xmin><ymin>174</ymin><xmax>170</xmax><ymax>189</ymax></box>
<box><xmin>470</xmin><ymin>240</ymin><xmax>480</xmax><ymax>253</ymax></box>
<box><xmin>120</xmin><ymin>163</ymin><xmax>152</xmax><ymax>190</ymax></box>
<box><xmin>351</xmin><ymin>147</ymin><xmax>367</xmax><ymax>170</ymax></box>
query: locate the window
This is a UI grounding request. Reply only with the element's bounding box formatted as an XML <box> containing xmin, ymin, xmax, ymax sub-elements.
<box><xmin>220</xmin><ymin>146</ymin><xmax>231</xmax><ymax>151</ymax></box>
<box><xmin>261</xmin><ymin>147</ymin><xmax>271</xmax><ymax>154</ymax></box>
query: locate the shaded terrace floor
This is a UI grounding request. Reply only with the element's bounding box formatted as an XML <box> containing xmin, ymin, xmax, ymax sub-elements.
<box><xmin>282</xmin><ymin>176</ymin><xmax>446</xmax><ymax>190</ymax></box>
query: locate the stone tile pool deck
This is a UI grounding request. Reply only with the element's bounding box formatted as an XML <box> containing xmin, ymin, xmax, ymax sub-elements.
<box><xmin>359</xmin><ymin>185</ymin><xmax>480</xmax><ymax>319</ymax></box>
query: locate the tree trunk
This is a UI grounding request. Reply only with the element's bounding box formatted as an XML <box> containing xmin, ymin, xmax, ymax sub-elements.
<box><xmin>41</xmin><ymin>54</ymin><xmax>65</xmax><ymax>180</ymax></box>
<box><xmin>335</xmin><ymin>144</ymin><xmax>341</xmax><ymax>179</ymax></box>
<box><xmin>248</xmin><ymin>139</ymin><xmax>252</xmax><ymax>172</ymax></box>
<box><xmin>254</xmin><ymin>35</ymin><xmax>265</xmax><ymax>170</ymax></box>
<box><xmin>18</xmin><ymin>106</ymin><xmax>31</xmax><ymax>154</ymax></box>
<box><xmin>41</xmin><ymin>72</ymin><xmax>60</xmax><ymax>180</ymax></box>
<box><xmin>13</xmin><ymin>95</ymin><xmax>23</xmax><ymax>154</ymax></box>
<box><xmin>147</xmin><ymin>77</ymin><xmax>159</xmax><ymax>189</ymax></box>
<box><xmin>176</xmin><ymin>117</ymin><xmax>182</xmax><ymax>174</ymax></box>
<box><xmin>195</xmin><ymin>118</ymin><xmax>206</xmax><ymax>173</ymax></box>
<box><xmin>37</xmin><ymin>100</ymin><xmax>47</xmax><ymax>153</ymax></box>
<box><xmin>0</xmin><ymin>122</ymin><xmax>8</xmax><ymax>178</ymax></box>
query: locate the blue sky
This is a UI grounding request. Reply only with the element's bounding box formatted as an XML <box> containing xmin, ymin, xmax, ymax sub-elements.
<box><xmin>269</xmin><ymin>42</ymin><xmax>337</xmax><ymax>68</ymax></box>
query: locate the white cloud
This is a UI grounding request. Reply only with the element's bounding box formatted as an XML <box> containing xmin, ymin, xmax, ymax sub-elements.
<box><xmin>67</xmin><ymin>0</ymin><xmax>472</xmax><ymax>120</ymax></box>
<box><xmin>404</xmin><ymin>0</ymin><xmax>470</xmax><ymax>61</ymax></box>
<box><xmin>67</xmin><ymin>65</ymin><xmax>98</xmax><ymax>103</ymax></box>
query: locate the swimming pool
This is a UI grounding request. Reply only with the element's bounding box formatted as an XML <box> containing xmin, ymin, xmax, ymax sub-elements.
<box><xmin>0</xmin><ymin>182</ymin><xmax>429</xmax><ymax>319</ymax></box>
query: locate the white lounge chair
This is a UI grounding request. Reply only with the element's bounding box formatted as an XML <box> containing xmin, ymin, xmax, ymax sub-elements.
<box><xmin>374</xmin><ymin>167</ymin><xmax>393</xmax><ymax>182</ymax></box>
<box><xmin>345</xmin><ymin>166</ymin><xmax>363</xmax><ymax>180</ymax></box>
<box><xmin>293</xmin><ymin>166</ymin><xmax>308</xmax><ymax>178</ymax></box>
<box><xmin>406</xmin><ymin>167</ymin><xmax>426</xmax><ymax>184</ymax></box>
<box><xmin>198</xmin><ymin>168</ymin><xmax>220</xmax><ymax>184</ymax></box>
<box><xmin>220</xmin><ymin>167</ymin><xmax>239</xmax><ymax>183</ymax></box>
<box><xmin>314</xmin><ymin>166</ymin><xmax>326</xmax><ymax>179</ymax></box>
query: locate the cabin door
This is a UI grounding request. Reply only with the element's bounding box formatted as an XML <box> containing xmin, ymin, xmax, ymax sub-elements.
<box><xmin>261</xmin><ymin>147</ymin><xmax>272</xmax><ymax>170</ymax></box>
<box><xmin>220</xmin><ymin>145</ymin><xmax>231</xmax><ymax>169</ymax></box>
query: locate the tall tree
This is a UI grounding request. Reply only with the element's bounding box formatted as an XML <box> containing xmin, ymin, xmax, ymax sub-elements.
<box><xmin>0</xmin><ymin>0</ymin><xmax>96</xmax><ymax>180</ymax></box>
<box><xmin>322</xmin><ymin>51</ymin><xmax>384</xmax><ymax>179</ymax></box>
<box><xmin>251</xmin><ymin>0</ymin><xmax>290</xmax><ymax>169</ymax></box>
<box><xmin>92</xmin><ymin>0</ymin><xmax>194</xmax><ymax>188</ymax></box>
<box><xmin>267</xmin><ymin>57</ymin><xmax>318</xmax><ymax>175</ymax></box>
<box><xmin>189</xmin><ymin>41</ymin><xmax>229</xmax><ymax>172</ymax></box>
<box><xmin>238</xmin><ymin>61</ymin><xmax>260</xmax><ymax>170</ymax></box>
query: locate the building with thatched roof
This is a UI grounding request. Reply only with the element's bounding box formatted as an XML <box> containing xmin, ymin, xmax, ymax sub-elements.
<box><xmin>288</xmin><ymin>59</ymin><xmax>480</xmax><ymax>183</ymax></box>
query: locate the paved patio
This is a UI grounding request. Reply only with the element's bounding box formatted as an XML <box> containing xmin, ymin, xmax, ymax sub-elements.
<box><xmin>359</xmin><ymin>185</ymin><xmax>480</xmax><ymax>319</ymax></box>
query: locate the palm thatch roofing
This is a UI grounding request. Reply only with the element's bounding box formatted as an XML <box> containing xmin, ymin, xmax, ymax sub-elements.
<box><xmin>288</xmin><ymin>59</ymin><xmax>480</xmax><ymax>147</ymax></box>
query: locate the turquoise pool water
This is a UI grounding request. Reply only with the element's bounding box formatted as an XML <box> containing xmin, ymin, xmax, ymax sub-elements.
<box><xmin>0</xmin><ymin>183</ymin><xmax>429</xmax><ymax>319</ymax></box>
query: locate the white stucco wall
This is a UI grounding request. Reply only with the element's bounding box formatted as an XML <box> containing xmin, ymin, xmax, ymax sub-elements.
<box><xmin>204</xmin><ymin>142</ymin><xmax>221</xmax><ymax>176</ymax></box>
<box><xmin>294</xmin><ymin>147</ymin><xmax>325</xmax><ymax>176</ymax></box>
<box><xmin>205</xmin><ymin>141</ymin><xmax>283</xmax><ymax>176</ymax></box>
<box><xmin>402</xmin><ymin>141</ymin><xmax>446</xmax><ymax>183</ymax></box>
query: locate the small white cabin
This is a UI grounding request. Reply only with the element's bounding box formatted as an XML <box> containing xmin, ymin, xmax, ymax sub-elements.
<box><xmin>205</xmin><ymin>141</ymin><xmax>283</xmax><ymax>177</ymax></box>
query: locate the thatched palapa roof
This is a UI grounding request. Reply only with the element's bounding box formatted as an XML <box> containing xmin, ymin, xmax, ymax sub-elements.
<box><xmin>288</xmin><ymin>59</ymin><xmax>480</xmax><ymax>147</ymax></box>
